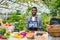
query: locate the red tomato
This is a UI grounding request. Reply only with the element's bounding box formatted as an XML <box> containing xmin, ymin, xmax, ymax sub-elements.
<box><xmin>4</xmin><ymin>24</ymin><xmax>11</xmax><ymax>26</ymax></box>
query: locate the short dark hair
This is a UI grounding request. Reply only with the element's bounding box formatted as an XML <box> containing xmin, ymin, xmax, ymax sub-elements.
<box><xmin>32</xmin><ymin>7</ymin><xmax>37</xmax><ymax>11</ymax></box>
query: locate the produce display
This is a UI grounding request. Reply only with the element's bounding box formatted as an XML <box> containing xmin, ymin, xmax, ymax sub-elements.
<box><xmin>0</xmin><ymin>0</ymin><xmax>59</xmax><ymax>40</ymax></box>
<box><xmin>13</xmin><ymin>31</ymin><xmax>27</xmax><ymax>38</ymax></box>
<box><xmin>26</xmin><ymin>32</ymin><xmax>34</xmax><ymax>39</ymax></box>
<box><xmin>4</xmin><ymin>32</ymin><xmax>10</xmax><ymax>38</ymax></box>
<box><xmin>0</xmin><ymin>34</ymin><xmax>2</xmax><ymax>38</ymax></box>
<box><xmin>35</xmin><ymin>32</ymin><xmax>48</xmax><ymax>40</ymax></box>
<box><xmin>13</xmin><ymin>33</ymin><xmax>23</xmax><ymax>38</ymax></box>
<box><xmin>0</xmin><ymin>20</ymin><xmax>48</xmax><ymax>40</ymax></box>
<box><xmin>20</xmin><ymin>32</ymin><xmax>26</xmax><ymax>37</ymax></box>
<box><xmin>4</xmin><ymin>23</ymin><xmax>11</xmax><ymax>27</ymax></box>
<box><xmin>0</xmin><ymin>34</ymin><xmax>7</xmax><ymax>40</ymax></box>
<box><xmin>0</xmin><ymin>28</ymin><xmax>6</xmax><ymax>35</ymax></box>
<box><xmin>0</xmin><ymin>28</ymin><xmax>48</xmax><ymax>40</ymax></box>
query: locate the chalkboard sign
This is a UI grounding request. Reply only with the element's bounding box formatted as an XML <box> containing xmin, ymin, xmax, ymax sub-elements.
<box><xmin>50</xmin><ymin>18</ymin><xmax>60</xmax><ymax>25</ymax></box>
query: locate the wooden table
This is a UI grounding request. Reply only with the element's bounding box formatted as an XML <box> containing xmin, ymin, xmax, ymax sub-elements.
<box><xmin>8</xmin><ymin>32</ymin><xmax>60</xmax><ymax>40</ymax></box>
<box><xmin>8</xmin><ymin>32</ymin><xmax>48</xmax><ymax>40</ymax></box>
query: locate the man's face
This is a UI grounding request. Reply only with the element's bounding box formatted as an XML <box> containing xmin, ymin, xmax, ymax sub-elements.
<box><xmin>32</xmin><ymin>8</ymin><xmax>37</xmax><ymax>16</ymax></box>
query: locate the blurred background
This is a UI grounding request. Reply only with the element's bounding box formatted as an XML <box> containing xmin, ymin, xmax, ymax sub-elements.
<box><xmin>0</xmin><ymin>0</ymin><xmax>60</xmax><ymax>31</ymax></box>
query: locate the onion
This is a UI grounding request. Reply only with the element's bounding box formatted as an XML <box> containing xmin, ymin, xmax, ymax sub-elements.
<box><xmin>20</xmin><ymin>32</ymin><xmax>26</xmax><ymax>37</ymax></box>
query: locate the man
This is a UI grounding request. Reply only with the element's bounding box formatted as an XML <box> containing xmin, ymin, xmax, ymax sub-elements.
<box><xmin>26</xmin><ymin>7</ymin><xmax>42</xmax><ymax>31</ymax></box>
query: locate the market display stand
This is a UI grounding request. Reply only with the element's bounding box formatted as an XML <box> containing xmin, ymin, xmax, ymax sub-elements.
<box><xmin>8</xmin><ymin>31</ymin><xmax>48</xmax><ymax>40</ymax></box>
<box><xmin>8</xmin><ymin>37</ymin><xmax>27</xmax><ymax>40</ymax></box>
<box><xmin>0</xmin><ymin>31</ymin><xmax>60</xmax><ymax>40</ymax></box>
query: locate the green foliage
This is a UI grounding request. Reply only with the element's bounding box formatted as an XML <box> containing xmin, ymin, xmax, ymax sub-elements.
<box><xmin>44</xmin><ymin>0</ymin><xmax>60</xmax><ymax>10</ymax></box>
<box><xmin>16</xmin><ymin>10</ymin><xmax>21</xmax><ymax>15</ymax></box>
<box><xmin>25</xmin><ymin>6</ymin><xmax>32</xmax><ymax>16</ymax></box>
<box><xmin>11</xmin><ymin>10</ymin><xmax>21</xmax><ymax>15</ymax></box>
<box><xmin>14</xmin><ymin>6</ymin><xmax>32</xmax><ymax>31</ymax></box>
<box><xmin>43</xmin><ymin>0</ymin><xmax>60</xmax><ymax>16</ymax></box>
<box><xmin>16</xmin><ymin>0</ymin><xmax>21</xmax><ymax>2</ymax></box>
<box><xmin>41</xmin><ymin>13</ymin><xmax>52</xmax><ymax>31</ymax></box>
<box><xmin>5</xmin><ymin>32</ymin><xmax>10</xmax><ymax>38</ymax></box>
<box><xmin>2</xmin><ymin>10</ymin><xmax>21</xmax><ymax>23</ymax></box>
<box><xmin>15</xmin><ymin>14</ymin><xmax>26</xmax><ymax>31</ymax></box>
<box><xmin>2</xmin><ymin>19</ymin><xmax>7</xmax><ymax>24</ymax></box>
<box><xmin>16</xmin><ymin>0</ymin><xmax>35</xmax><ymax>3</ymax></box>
<box><xmin>0</xmin><ymin>28</ymin><xmax>6</xmax><ymax>33</ymax></box>
<box><xmin>7</xmin><ymin>10</ymin><xmax>21</xmax><ymax>23</ymax></box>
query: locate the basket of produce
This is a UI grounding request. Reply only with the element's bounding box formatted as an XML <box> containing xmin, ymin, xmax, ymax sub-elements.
<box><xmin>26</xmin><ymin>32</ymin><xmax>34</xmax><ymax>39</ymax></box>
<box><xmin>48</xmin><ymin>25</ymin><xmax>60</xmax><ymax>37</ymax></box>
<box><xmin>35</xmin><ymin>31</ymin><xmax>48</xmax><ymax>40</ymax></box>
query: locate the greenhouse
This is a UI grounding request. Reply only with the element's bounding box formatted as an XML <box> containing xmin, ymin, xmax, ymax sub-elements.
<box><xmin>0</xmin><ymin>0</ymin><xmax>60</xmax><ymax>40</ymax></box>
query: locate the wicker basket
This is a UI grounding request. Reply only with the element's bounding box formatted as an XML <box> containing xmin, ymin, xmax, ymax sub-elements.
<box><xmin>48</xmin><ymin>25</ymin><xmax>60</xmax><ymax>37</ymax></box>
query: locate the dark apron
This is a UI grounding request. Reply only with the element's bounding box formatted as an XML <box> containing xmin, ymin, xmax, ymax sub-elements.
<box><xmin>27</xmin><ymin>16</ymin><xmax>38</xmax><ymax>30</ymax></box>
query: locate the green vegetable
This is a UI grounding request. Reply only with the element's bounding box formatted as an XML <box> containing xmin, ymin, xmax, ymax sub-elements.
<box><xmin>0</xmin><ymin>28</ymin><xmax>6</xmax><ymax>33</ymax></box>
<box><xmin>5</xmin><ymin>32</ymin><xmax>10</xmax><ymax>38</ymax></box>
<box><xmin>41</xmin><ymin>13</ymin><xmax>52</xmax><ymax>31</ymax></box>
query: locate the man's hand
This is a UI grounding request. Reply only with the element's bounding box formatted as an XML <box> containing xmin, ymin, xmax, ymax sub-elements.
<box><xmin>47</xmin><ymin>25</ymin><xmax>53</xmax><ymax>29</ymax></box>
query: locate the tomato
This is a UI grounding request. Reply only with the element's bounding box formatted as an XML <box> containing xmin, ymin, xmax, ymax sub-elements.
<box><xmin>4</xmin><ymin>24</ymin><xmax>11</xmax><ymax>26</ymax></box>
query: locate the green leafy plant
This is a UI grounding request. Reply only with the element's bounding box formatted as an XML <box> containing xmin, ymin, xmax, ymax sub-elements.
<box><xmin>6</xmin><ymin>10</ymin><xmax>21</xmax><ymax>23</ymax></box>
<box><xmin>43</xmin><ymin>0</ymin><xmax>60</xmax><ymax>16</ymax></box>
<box><xmin>0</xmin><ymin>28</ymin><xmax>6</xmax><ymax>33</ymax></box>
<box><xmin>41</xmin><ymin>13</ymin><xmax>52</xmax><ymax>31</ymax></box>
<box><xmin>14</xmin><ymin>14</ymin><xmax>26</xmax><ymax>31</ymax></box>
<box><xmin>15</xmin><ymin>6</ymin><xmax>32</xmax><ymax>31</ymax></box>
<box><xmin>5</xmin><ymin>32</ymin><xmax>10</xmax><ymax>38</ymax></box>
<box><xmin>2</xmin><ymin>10</ymin><xmax>21</xmax><ymax>23</ymax></box>
<box><xmin>25</xmin><ymin>6</ymin><xmax>32</xmax><ymax>16</ymax></box>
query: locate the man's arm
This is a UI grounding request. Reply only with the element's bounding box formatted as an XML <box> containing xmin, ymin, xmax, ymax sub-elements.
<box><xmin>38</xmin><ymin>17</ymin><xmax>43</xmax><ymax>31</ymax></box>
<box><xmin>39</xmin><ymin>19</ymin><xmax>43</xmax><ymax>31</ymax></box>
<box><xmin>26</xmin><ymin>16</ymin><xmax>30</xmax><ymax>28</ymax></box>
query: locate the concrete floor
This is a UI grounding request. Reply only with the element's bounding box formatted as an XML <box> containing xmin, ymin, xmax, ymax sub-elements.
<box><xmin>49</xmin><ymin>35</ymin><xmax>60</xmax><ymax>40</ymax></box>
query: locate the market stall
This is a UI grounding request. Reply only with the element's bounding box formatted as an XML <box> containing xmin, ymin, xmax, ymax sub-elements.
<box><xmin>0</xmin><ymin>19</ymin><xmax>48</xmax><ymax>40</ymax></box>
